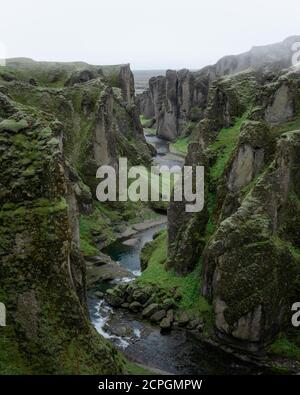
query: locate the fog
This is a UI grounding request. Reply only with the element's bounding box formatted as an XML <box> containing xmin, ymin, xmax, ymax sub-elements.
<box><xmin>0</xmin><ymin>0</ymin><xmax>299</xmax><ymax>69</ymax></box>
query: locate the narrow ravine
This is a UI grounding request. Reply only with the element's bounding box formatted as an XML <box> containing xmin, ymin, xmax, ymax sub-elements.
<box><xmin>88</xmin><ymin>130</ymin><xmax>263</xmax><ymax>375</ymax></box>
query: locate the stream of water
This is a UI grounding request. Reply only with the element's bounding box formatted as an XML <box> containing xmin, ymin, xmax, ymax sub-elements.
<box><xmin>88</xmin><ymin>131</ymin><xmax>264</xmax><ymax>375</ymax></box>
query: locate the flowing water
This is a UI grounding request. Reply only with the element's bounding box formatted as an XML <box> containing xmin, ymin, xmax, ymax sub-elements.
<box><xmin>88</xmin><ymin>130</ymin><xmax>264</xmax><ymax>374</ymax></box>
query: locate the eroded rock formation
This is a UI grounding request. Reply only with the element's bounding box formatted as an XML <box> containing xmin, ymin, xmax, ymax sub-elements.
<box><xmin>138</xmin><ymin>36</ymin><xmax>300</xmax><ymax>141</ymax></box>
<box><xmin>0</xmin><ymin>59</ymin><xmax>152</xmax><ymax>373</ymax></box>
<box><xmin>166</xmin><ymin>64</ymin><xmax>300</xmax><ymax>353</ymax></box>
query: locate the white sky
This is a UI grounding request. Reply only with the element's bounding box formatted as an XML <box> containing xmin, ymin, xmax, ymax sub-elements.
<box><xmin>0</xmin><ymin>0</ymin><xmax>299</xmax><ymax>70</ymax></box>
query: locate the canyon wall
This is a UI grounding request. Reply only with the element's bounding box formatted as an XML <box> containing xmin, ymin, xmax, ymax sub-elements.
<box><xmin>0</xmin><ymin>59</ymin><xmax>151</xmax><ymax>373</ymax></box>
<box><xmin>167</xmin><ymin>64</ymin><xmax>300</xmax><ymax>352</ymax></box>
<box><xmin>138</xmin><ymin>36</ymin><xmax>300</xmax><ymax>141</ymax></box>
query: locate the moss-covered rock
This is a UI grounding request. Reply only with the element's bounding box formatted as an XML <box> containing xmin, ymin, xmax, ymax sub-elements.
<box><xmin>0</xmin><ymin>92</ymin><xmax>124</xmax><ymax>374</ymax></box>
<box><xmin>203</xmin><ymin>130</ymin><xmax>300</xmax><ymax>351</ymax></box>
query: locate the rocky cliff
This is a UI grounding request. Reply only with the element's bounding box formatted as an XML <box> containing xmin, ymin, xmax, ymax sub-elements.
<box><xmin>0</xmin><ymin>59</ymin><xmax>151</xmax><ymax>373</ymax></box>
<box><xmin>138</xmin><ymin>36</ymin><xmax>300</xmax><ymax>141</ymax></box>
<box><xmin>166</xmin><ymin>64</ymin><xmax>300</xmax><ymax>354</ymax></box>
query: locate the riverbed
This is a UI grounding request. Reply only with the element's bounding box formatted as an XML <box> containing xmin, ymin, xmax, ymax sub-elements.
<box><xmin>88</xmin><ymin>130</ymin><xmax>264</xmax><ymax>375</ymax></box>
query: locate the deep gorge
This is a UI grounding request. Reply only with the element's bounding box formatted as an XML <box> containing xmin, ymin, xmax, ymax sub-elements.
<box><xmin>1</xmin><ymin>35</ymin><xmax>300</xmax><ymax>375</ymax></box>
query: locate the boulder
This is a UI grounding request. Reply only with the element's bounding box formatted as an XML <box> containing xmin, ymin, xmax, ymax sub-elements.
<box><xmin>150</xmin><ymin>310</ymin><xmax>166</xmax><ymax>323</ymax></box>
<box><xmin>105</xmin><ymin>288</ymin><xmax>125</xmax><ymax>307</ymax></box>
<box><xmin>160</xmin><ymin>317</ymin><xmax>172</xmax><ymax>332</ymax></box>
<box><xmin>94</xmin><ymin>291</ymin><xmax>104</xmax><ymax>299</ymax></box>
<box><xmin>132</xmin><ymin>287</ymin><xmax>153</xmax><ymax>305</ymax></box>
<box><xmin>173</xmin><ymin>289</ymin><xmax>183</xmax><ymax>301</ymax></box>
<box><xmin>162</xmin><ymin>298</ymin><xmax>176</xmax><ymax>310</ymax></box>
<box><xmin>166</xmin><ymin>309</ymin><xmax>174</xmax><ymax>323</ymax></box>
<box><xmin>86</xmin><ymin>261</ymin><xmax>134</xmax><ymax>286</ymax></box>
<box><xmin>129</xmin><ymin>301</ymin><xmax>143</xmax><ymax>313</ymax></box>
<box><xmin>177</xmin><ymin>311</ymin><xmax>190</xmax><ymax>327</ymax></box>
<box><xmin>187</xmin><ymin>319</ymin><xmax>201</xmax><ymax>330</ymax></box>
<box><xmin>142</xmin><ymin>303</ymin><xmax>159</xmax><ymax>318</ymax></box>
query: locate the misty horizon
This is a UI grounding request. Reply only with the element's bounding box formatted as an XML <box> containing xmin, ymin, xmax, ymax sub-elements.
<box><xmin>1</xmin><ymin>0</ymin><xmax>300</xmax><ymax>70</ymax></box>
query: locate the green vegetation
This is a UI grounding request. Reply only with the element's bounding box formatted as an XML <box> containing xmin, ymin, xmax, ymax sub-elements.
<box><xmin>79</xmin><ymin>199</ymin><xmax>161</xmax><ymax>256</ymax></box>
<box><xmin>79</xmin><ymin>203</ymin><xmax>118</xmax><ymax>256</ymax></box>
<box><xmin>125</xmin><ymin>361</ymin><xmax>158</xmax><ymax>375</ymax></box>
<box><xmin>170</xmin><ymin>136</ymin><xmax>189</xmax><ymax>155</ymax></box>
<box><xmin>269</xmin><ymin>333</ymin><xmax>300</xmax><ymax>361</ymax></box>
<box><xmin>0</xmin><ymin>326</ymin><xmax>32</xmax><ymax>374</ymax></box>
<box><xmin>138</xmin><ymin>232</ymin><xmax>211</xmax><ymax>318</ymax></box>
<box><xmin>205</xmin><ymin>192</ymin><xmax>217</xmax><ymax>239</ymax></box>
<box><xmin>140</xmin><ymin>115</ymin><xmax>151</xmax><ymax>127</ymax></box>
<box><xmin>140</xmin><ymin>115</ymin><xmax>156</xmax><ymax>134</ymax></box>
<box><xmin>273</xmin><ymin>114</ymin><xmax>300</xmax><ymax>136</ymax></box>
<box><xmin>209</xmin><ymin>116</ymin><xmax>246</xmax><ymax>181</ymax></box>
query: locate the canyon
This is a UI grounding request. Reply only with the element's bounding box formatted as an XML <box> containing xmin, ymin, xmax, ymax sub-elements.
<box><xmin>0</xmin><ymin>35</ymin><xmax>300</xmax><ymax>375</ymax></box>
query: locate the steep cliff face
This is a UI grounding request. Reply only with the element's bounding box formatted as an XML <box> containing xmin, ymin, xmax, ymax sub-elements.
<box><xmin>139</xmin><ymin>68</ymin><xmax>210</xmax><ymax>140</ymax></box>
<box><xmin>0</xmin><ymin>60</ymin><xmax>152</xmax><ymax>196</ymax></box>
<box><xmin>167</xmin><ymin>70</ymin><xmax>259</xmax><ymax>274</ymax></box>
<box><xmin>138</xmin><ymin>36</ymin><xmax>300</xmax><ymax>141</ymax></box>
<box><xmin>0</xmin><ymin>59</ymin><xmax>151</xmax><ymax>373</ymax></box>
<box><xmin>202</xmin><ymin>129</ymin><xmax>300</xmax><ymax>351</ymax></box>
<box><xmin>166</xmin><ymin>65</ymin><xmax>300</xmax><ymax>353</ymax></box>
<box><xmin>0</xmin><ymin>93</ymin><xmax>123</xmax><ymax>373</ymax></box>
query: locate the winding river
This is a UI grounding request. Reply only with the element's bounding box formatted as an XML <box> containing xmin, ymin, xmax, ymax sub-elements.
<box><xmin>88</xmin><ymin>131</ymin><xmax>263</xmax><ymax>375</ymax></box>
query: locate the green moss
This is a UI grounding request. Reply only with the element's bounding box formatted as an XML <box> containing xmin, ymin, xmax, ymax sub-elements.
<box><xmin>0</xmin><ymin>119</ymin><xmax>28</xmax><ymax>133</ymax></box>
<box><xmin>204</xmin><ymin>192</ymin><xmax>217</xmax><ymax>239</ymax></box>
<box><xmin>273</xmin><ymin>114</ymin><xmax>300</xmax><ymax>136</ymax></box>
<box><xmin>209</xmin><ymin>115</ymin><xmax>246</xmax><ymax>181</ymax></box>
<box><xmin>0</xmin><ymin>326</ymin><xmax>32</xmax><ymax>374</ymax></box>
<box><xmin>140</xmin><ymin>115</ymin><xmax>150</xmax><ymax>127</ymax></box>
<box><xmin>138</xmin><ymin>232</ymin><xmax>211</xmax><ymax>318</ymax></box>
<box><xmin>125</xmin><ymin>361</ymin><xmax>157</xmax><ymax>375</ymax></box>
<box><xmin>269</xmin><ymin>333</ymin><xmax>300</xmax><ymax>361</ymax></box>
<box><xmin>78</xmin><ymin>200</ymin><xmax>158</xmax><ymax>257</ymax></box>
<box><xmin>170</xmin><ymin>136</ymin><xmax>189</xmax><ymax>155</ymax></box>
<box><xmin>79</xmin><ymin>203</ymin><xmax>117</xmax><ymax>256</ymax></box>
<box><xmin>106</xmin><ymin>71</ymin><xmax>119</xmax><ymax>88</ymax></box>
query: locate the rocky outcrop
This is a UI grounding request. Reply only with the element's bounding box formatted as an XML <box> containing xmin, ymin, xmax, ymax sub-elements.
<box><xmin>0</xmin><ymin>61</ymin><xmax>152</xmax><ymax>197</ymax></box>
<box><xmin>138</xmin><ymin>36</ymin><xmax>300</xmax><ymax>141</ymax></box>
<box><xmin>166</xmin><ymin>64</ymin><xmax>300</xmax><ymax>353</ymax></box>
<box><xmin>167</xmin><ymin>144</ymin><xmax>209</xmax><ymax>274</ymax></box>
<box><xmin>0</xmin><ymin>92</ymin><xmax>124</xmax><ymax>373</ymax></box>
<box><xmin>167</xmin><ymin>70</ymin><xmax>260</xmax><ymax>274</ymax></box>
<box><xmin>140</xmin><ymin>68</ymin><xmax>210</xmax><ymax>140</ymax></box>
<box><xmin>214</xmin><ymin>36</ymin><xmax>300</xmax><ymax>76</ymax></box>
<box><xmin>136</xmin><ymin>90</ymin><xmax>155</xmax><ymax>118</ymax></box>
<box><xmin>104</xmin><ymin>281</ymin><xmax>204</xmax><ymax>333</ymax></box>
<box><xmin>0</xmin><ymin>59</ymin><xmax>155</xmax><ymax>373</ymax></box>
<box><xmin>203</xmin><ymin>129</ymin><xmax>300</xmax><ymax>351</ymax></box>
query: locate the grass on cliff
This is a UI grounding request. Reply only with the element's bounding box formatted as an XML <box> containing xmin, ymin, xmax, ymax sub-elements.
<box><xmin>79</xmin><ymin>202</ymin><xmax>118</xmax><ymax>256</ymax></box>
<box><xmin>138</xmin><ymin>231</ymin><xmax>211</xmax><ymax>317</ymax></box>
<box><xmin>0</xmin><ymin>288</ymin><xmax>31</xmax><ymax>374</ymax></box>
<box><xmin>209</xmin><ymin>115</ymin><xmax>246</xmax><ymax>181</ymax></box>
<box><xmin>269</xmin><ymin>332</ymin><xmax>300</xmax><ymax>361</ymax></box>
<box><xmin>140</xmin><ymin>115</ymin><xmax>151</xmax><ymax>127</ymax></box>
<box><xmin>170</xmin><ymin>136</ymin><xmax>189</xmax><ymax>155</ymax></box>
<box><xmin>140</xmin><ymin>115</ymin><xmax>156</xmax><ymax>135</ymax></box>
<box><xmin>273</xmin><ymin>114</ymin><xmax>300</xmax><ymax>136</ymax></box>
<box><xmin>79</xmin><ymin>199</ymin><xmax>162</xmax><ymax>256</ymax></box>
